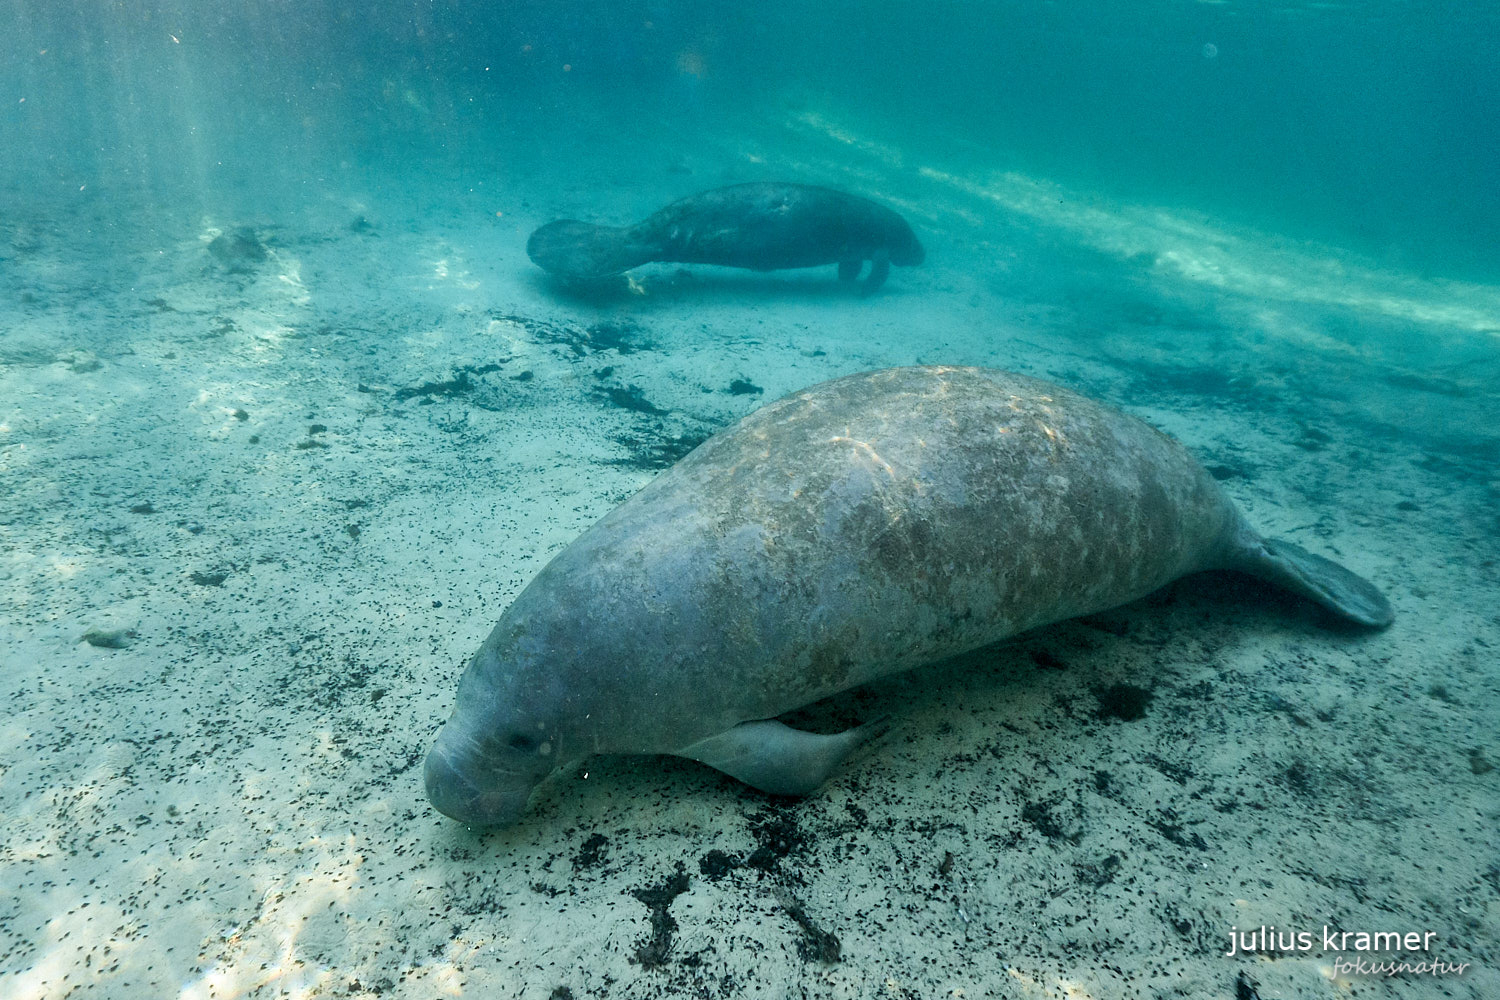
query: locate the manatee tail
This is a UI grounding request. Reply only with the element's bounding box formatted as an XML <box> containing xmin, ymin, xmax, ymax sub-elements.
<box><xmin>1233</xmin><ymin>536</ymin><xmax>1394</xmax><ymax>627</ymax></box>
<box><xmin>525</xmin><ymin>220</ymin><xmax>655</xmax><ymax>280</ymax></box>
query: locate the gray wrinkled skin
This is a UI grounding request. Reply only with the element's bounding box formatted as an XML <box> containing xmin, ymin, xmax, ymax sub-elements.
<box><xmin>425</xmin><ymin>366</ymin><xmax>1383</xmax><ymax>827</ymax></box>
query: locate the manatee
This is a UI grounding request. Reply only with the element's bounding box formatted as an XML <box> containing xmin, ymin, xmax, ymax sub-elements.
<box><xmin>525</xmin><ymin>182</ymin><xmax>924</xmax><ymax>292</ymax></box>
<box><xmin>425</xmin><ymin>366</ymin><xmax>1391</xmax><ymax>827</ymax></box>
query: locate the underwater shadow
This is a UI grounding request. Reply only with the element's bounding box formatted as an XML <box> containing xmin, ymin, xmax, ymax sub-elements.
<box><xmin>526</xmin><ymin>267</ymin><xmax>917</xmax><ymax>310</ymax></box>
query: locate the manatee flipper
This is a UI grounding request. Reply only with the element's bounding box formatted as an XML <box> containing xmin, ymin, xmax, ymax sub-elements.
<box><xmin>1232</xmin><ymin>536</ymin><xmax>1393</xmax><ymax>627</ymax></box>
<box><xmin>526</xmin><ymin>220</ymin><xmax>656</xmax><ymax>280</ymax></box>
<box><xmin>680</xmin><ymin>717</ymin><xmax>888</xmax><ymax>796</ymax></box>
<box><xmin>838</xmin><ymin>259</ymin><xmax>861</xmax><ymax>281</ymax></box>
<box><xmin>861</xmin><ymin>250</ymin><xmax>891</xmax><ymax>294</ymax></box>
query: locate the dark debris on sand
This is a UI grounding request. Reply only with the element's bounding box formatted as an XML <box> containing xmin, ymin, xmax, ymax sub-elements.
<box><xmin>630</xmin><ymin>863</ymin><xmax>692</xmax><ymax>968</ymax></box>
<box><xmin>392</xmin><ymin>364</ymin><xmax>507</xmax><ymax>409</ymax></box>
<box><xmin>776</xmin><ymin>890</ymin><xmax>842</xmax><ymax>963</ymax></box>
<box><xmin>609</xmin><ymin>430</ymin><xmax>711</xmax><ymax>471</ymax></box>
<box><xmin>207</xmin><ymin>228</ymin><xmax>270</xmax><ymax>272</ymax></box>
<box><xmin>596</xmin><ymin>383</ymin><xmax>668</xmax><ymax>415</ymax></box>
<box><xmin>493</xmin><ymin>312</ymin><xmax>653</xmax><ymax>356</ymax></box>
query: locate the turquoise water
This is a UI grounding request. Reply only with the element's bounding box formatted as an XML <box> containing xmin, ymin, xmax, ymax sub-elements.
<box><xmin>6</xmin><ymin>2</ymin><xmax>1497</xmax><ymax>277</ymax></box>
<box><xmin>2</xmin><ymin>3</ymin><xmax>1496</xmax><ymax>998</ymax></box>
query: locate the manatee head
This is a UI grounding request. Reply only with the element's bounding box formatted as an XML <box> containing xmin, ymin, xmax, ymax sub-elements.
<box><xmin>423</xmin><ymin>617</ymin><xmax>589</xmax><ymax>828</ymax></box>
<box><xmin>888</xmin><ymin>220</ymin><xmax>925</xmax><ymax>267</ymax></box>
<box><xmin>423</xmin><ymin>719</ymin><xmax>555</xmax><ymax>829</ymax></box>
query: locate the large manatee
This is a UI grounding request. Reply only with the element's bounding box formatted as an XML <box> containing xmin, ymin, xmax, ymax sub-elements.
<box><xmin>425</xmin><ymin>366</ymin><xmax>1391</xmax><ymax>827</ymax></box>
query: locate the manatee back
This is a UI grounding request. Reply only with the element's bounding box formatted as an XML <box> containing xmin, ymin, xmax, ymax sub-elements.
<box><xmin>500</xmin><ymin>366</ymin><xmax>1239</xmax><ymax>746</ymax></box>
<box><xmin>637</xmin><ymin>183</ymin><xmax>924</xmax><ymax>271</ymax></box>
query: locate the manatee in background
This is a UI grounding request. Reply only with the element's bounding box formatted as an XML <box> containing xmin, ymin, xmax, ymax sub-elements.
<box><xmin>424</xmin><ymin>366</ymin><xmax>1392</xmax><ymax>828</ymax></box>
<box><xmin>525</xmin><ymin>182</ymin><xmax>924</xmax><ymax>292</ymax></box>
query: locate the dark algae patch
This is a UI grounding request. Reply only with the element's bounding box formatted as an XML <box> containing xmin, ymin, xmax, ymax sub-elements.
<box><xmin>610</xmin><ymin>430</ymin><xmax>711</xmax><ymax>470</ymax></box>
<box><xmin>596</xmin><ymin>383</ymin><xmax>668</xmax><ymax>415</ymax></box>
<box><xmin>1469</xmin><ymin>748</ymin><xmax>1494</xmax><ymax>775</ymax></box>
<box><xmin>1021</xmin><ymin>796</ymin><xmax>1080</xmax><ymax>844</ymax></box>
<box><xmin>1144</xmin><ymin>753</ymin><xmax>1194</xmax><ymax>785</ymax></box>
<box><xmin>584</xmin><ymin>319</ymin><xmax>647</xmax><ymax>354</ymax></box>
<box><xmin>1148</xmin><ymin>808</ymin><xmax>1209</xmax><ymax>851</ymax></box>
<box><xmin>394</xmin><ymin>372</ymin><xmax>474</xmax><ymax>403</ymax></box>
<box><xmin>630</xmin><ymin>863</ymin><xmax>691</xmax><ymax>968</ymax></box>
<box><xmin>81</xmin><ymin>628</ymin><xmax>135</xmax><ymax>649</ymax></box>
<box><xmin>207</xmin><ymin>228</ymin><xmax>269</xmax><ymax>271</ymax></box>
<box><xmin>745</xmin><ymin>807</ymin><xmax>811</xmax><ymax>872</ymax></box>
<box><xmin>295</xmin><ymin>424</ymin><xmax>330</xmax><ymax>449</ymax></box>
<box><xmin>393</xmin><ymin>364</ymin><xmax>507</xmax><ymax>407</ymax></box>
<box><xmin>688</xmin><ymin>807</ymin><xmax>843</xmax><ymax>963</ymax></box>
<box><xmin>573</xmin><ymin>832</ymin><xmax>609</xmax><ymax>872</ymax></box>
<box><xmin>1074</xmin><ymin>853</ymin><xmax>1122</xmax><ymax>887</ymax></box>
<box><xmin>692</xmin><ymin>807</ymin><xmax>814</xmax><ymax>878</ymax></box>
<box><xmin>493</xmin><ymin>312</ymin><xmax>652</xmax><ymax>356</ymax></box>
<box><xmin>1094</xmin><ymin>682</ymin><xmax>1153</xmax><ymax>721</ymax></box>
<box><xmin>777</xmin><ymin>891</ymin><xmax>841</xmax><ymax>963</ymax></box>
<box><xmin>697</xmin><ymin>849</ymin><xmax>739</xmax><ymax>881</ymax></box>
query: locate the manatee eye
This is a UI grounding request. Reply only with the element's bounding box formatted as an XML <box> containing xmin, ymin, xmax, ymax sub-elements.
<box><xmin>508</xmin><ymin>733</ymin><xmax>540</xmax><ymax>752</ymax></box>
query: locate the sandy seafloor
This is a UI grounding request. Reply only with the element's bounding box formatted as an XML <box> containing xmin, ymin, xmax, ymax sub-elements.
<box><xmin>2</xmin><ymin>108</ymin><xmax>1499</xmax><ymax>1000</ymax></box>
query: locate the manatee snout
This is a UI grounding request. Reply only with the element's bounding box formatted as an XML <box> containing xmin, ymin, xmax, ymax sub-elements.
<box><xmin>891</xmin><ymin>234</ymin><xmax>925</xmax><ymax>267</ymax></box>
<box><xmin>423</xmin><ymin>726</ymin><xmax>541</xmax><ymax>828</ymax></box>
